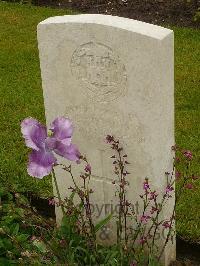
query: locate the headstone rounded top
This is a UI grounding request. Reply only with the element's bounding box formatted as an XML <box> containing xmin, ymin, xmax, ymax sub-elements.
<box><xmin>38</xmin><ymin>14</ymin><xmax>172</xmax><ymax>40</ymax></box>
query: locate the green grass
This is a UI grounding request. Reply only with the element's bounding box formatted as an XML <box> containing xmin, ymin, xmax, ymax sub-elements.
<box><xmin>0</xmin><ymin>2</ymin><xmax>75</xmax><ymax>196</ymax></box>
<box><xmin>0</xmin><ymin>1</ymin><xmax>200</xmax><ymax>242</ymax></box>
<box><xmin>174</xmin><ymin>26</ymin><xmax>200</xmax><ymax>242</ymax></box>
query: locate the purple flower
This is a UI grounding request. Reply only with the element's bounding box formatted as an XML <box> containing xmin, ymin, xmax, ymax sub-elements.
<box><xmin>47</xmin><ymin>117</ymin><xmax>80</xmax><ymax>161</ymax></box>
<box><xmin>28</xmin><ymin>148</ymin><xmax>56</xmax><ymax>178</ymax></box>
<box><xmin>21</xmin><ymin>118</ymin><xmax>56</xmax><ymax>178</ymax></box>
<box><xmin>21</xmin><ymin>117</ymin><xmax>80</xmax><ymax>178</ymax></box>
<box><xmin>165</xmin><ymin>185</ymin><xmax>174</xmax><ymax>194</ymax></box>
<box><xmin>84</xmin><ymin>164</ymin><xmax>91</xmax><ymax>174</ymax></box>
<box><xmin>21</xmin><ymin>118</ymin><xmax>47</xmax><ymax>151</ymax></box>
<box><xmin>143</xmin><ymin>181</ymin><xmax>150</xmax><ymax>191</ymax></box>
<box><xmin>50</xmin><ymin>117</ymin><xmax>73</xmax><ymax>140</ymax></box>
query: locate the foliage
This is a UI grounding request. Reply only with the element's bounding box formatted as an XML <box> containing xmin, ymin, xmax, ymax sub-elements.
<box><xmin>16</xmin><ymin>120</ymin><xmax>200</xmax><ymax>265</ymax></box>
<box><xmin>0</xmin><ymin>187</ymin><xmax>55</xmax><ymax>264</ymax></box>
<box><xmin>0</xmin><ymin>187</ymin><xmax>161</xmax><ymax>265</ymax></box>
<box><xmin>193</xmin><ymin>8</ymin><xmax>200</xmax><ymax>22</ymax></box>
<box><xmin>1</xmin><ymin>127</ymin><xmax>199</xmax><ymax>265</ymax></box>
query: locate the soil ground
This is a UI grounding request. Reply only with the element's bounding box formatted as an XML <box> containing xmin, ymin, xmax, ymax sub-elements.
<box><xmin>34</xmin><ymin>0</ymin><xmax>200</xmax><ymax>28</ymax></box>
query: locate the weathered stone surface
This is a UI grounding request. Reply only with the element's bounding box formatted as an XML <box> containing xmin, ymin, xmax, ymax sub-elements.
<box><xmin>37</xmin><ymin>14</ymin><xmax>175</xmax><ymax>265</ymax></box>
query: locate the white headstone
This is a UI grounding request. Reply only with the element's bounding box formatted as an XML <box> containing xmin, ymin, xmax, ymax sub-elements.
<box><xmin>37</xmin><ymin>14</ymin><xmax>175</xmax><ymax>265</ymax></box>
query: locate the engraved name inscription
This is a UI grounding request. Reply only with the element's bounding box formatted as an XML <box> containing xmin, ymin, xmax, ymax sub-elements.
<box><xmin>70</xmin><ymin>42</ymin><xmax>127</xmax><ymax>101</ymax></box>
<box><xmin>65</xmin><ymin>103</ymin><xmax>144</xmax><ymax>149</ymax></box>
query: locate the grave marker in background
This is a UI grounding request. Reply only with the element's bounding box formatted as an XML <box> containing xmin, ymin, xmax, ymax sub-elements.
<box><xmin>37</xmin><ymin>14</ymin><xmax>175</xmax><ymax>264</ymax></box>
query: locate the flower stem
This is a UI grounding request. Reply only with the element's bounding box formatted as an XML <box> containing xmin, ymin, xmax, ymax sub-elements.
<box><xmin>52</xmin><ymin>168</ymin><xmax>65</xmax><ymax>216</ymax></box>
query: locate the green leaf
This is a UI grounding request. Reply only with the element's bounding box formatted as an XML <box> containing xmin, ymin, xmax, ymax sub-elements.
<box><xmin>2</xmin><ymin>239</ymin><xmax>13</xmax><ymax>250</ymax></box>
<box><xmin>94</xmin><ymin>213</ymin><xmax>113</xmax><ymax>233</ymax></box>
<box><xmin>69</xmin><ymin>191</ymin><xmax>76</xmax><ymax>201</ymax></box>
<box><xmin>148</xmin><ymin>254</ymin><xmax>161</xmax><ymax>266</ymax></box>
<box><xmin>32</xmin><ymin>240</ymin><xmax>47</xmax><ymax>253</ymax></box>
<box><xmin>11</xmin><ymin>223</ymin><xmax>19</xmax><ymax>236</ymax></box>
<box><xmin>0</xmin><ymin>258</ymin><xmax>12</xmax><ymax>266</ymax></box>
<box><xmin>78</xmin><ymin>200</ymin><xmax>84</xmax><ymax>211</ymax></box>
<box><xmin>16</xmin><ymin>234</ymin><xmax>29</xmax><ymax>242</ymax></box>
<box><xmin>0</xmin><ymin>188</ymin><xmax>6</xmax><ymax>197</ymax></box>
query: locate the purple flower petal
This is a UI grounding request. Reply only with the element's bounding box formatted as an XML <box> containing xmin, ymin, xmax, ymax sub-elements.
<box><xmin>64</xmin><ymin>144</ymin><xmax>81</xmax><ymax>162</ymax></box>
<box><xmin>46</xmin><ymin>137</ymin><xmax>71</xmax><ymax>155</ymax></box>
<box><xmin>54</xmin><ymin>143</ymin><xmax>80</xmax><ymax>162</ymax></box>
<box><xmin>28</xmin><ymin>149</ymin><xmax>56</xmax><ymax>178</ymax></box>
<box><xmin>50</xmin><ymin>117</ymin><xmax>73</xmax><ymax>140</ymax></box>
<box><xmin>45</xmin><ymin>137</ymin><xmax>57</xmax><ymax>150</ymax></box>
<box><xmin>21</xmin><ymin>118</ymin><xmax>47</xmax><ymax>151</ymax></box>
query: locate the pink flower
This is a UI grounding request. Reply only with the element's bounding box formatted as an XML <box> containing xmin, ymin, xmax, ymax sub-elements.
<box><xmin>59</xmin><ymin>239</ymin><xmax>67</xmax><ymax>247</ymax></box>
<box><xmin>105</xmin><ymin>135</ymin><xmax>114</xmax><ymax>143</ymax></box>
<box><xmin>48</xmin><ymin>198</ymin><xmax>56</xmax><ymax>206</ymax></box>
<box><xmin>149</xmin><ymin>191</ymin><xmax>158</xmax><ymax>200</ymax></box>
<box><xmin>139</xmin><ymin>236</ymin><xmax>147</xmax><ymax>245</ymax></box>
<box><xmin>150</xmin><ymin>206</ymin><xmax>158</xmax><ymax>214</ymax></box>
<box><xmin>185</xmin><ymin>183</ymin><xmax>193</xmax><ymax>189</ymax></box>
<box><xmin>175</xmin><ymin>171</ymin><xmax>181</xmax><ymax>179</ymax></box>
<box><xmin>130</xmin><ymin>261</ymin><xmax>137</xmax><ymax>266</ymax></box>
<box><xmin>30</xmin><ymin>236</ymin><xmax>37</xmax><ymax>241</ymax></box>
<box><xmin>183</xmin><ymin>150</ymin><xmax>192</xmax><ymax>160</ymax></box>
<box><xmin>140</xmin><ymin>215</ymin><xmax>151</xmax><ymax>224</ymax></box>
<box><xmin>162</xmin><ymin>221</ymin><xmax>171</xmax><ymax>229</ymax></box>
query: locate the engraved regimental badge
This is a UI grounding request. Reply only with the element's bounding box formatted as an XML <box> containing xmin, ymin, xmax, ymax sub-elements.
<box><xmin>70</xmin><ymin>42</ymin><xmax>127</xmax><ymax>102</ymax></box>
